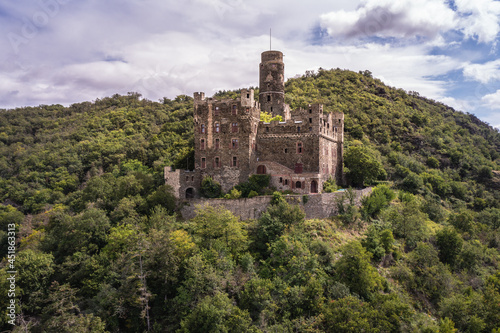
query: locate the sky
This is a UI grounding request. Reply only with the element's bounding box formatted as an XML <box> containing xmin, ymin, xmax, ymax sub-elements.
<box><xmin>1</xmin><ymin>0</ymin><xmax>500</xmax><ymax>129</ymax></box>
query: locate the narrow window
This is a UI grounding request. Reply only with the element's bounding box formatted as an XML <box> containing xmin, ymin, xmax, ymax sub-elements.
<box><xmin>191</xmin><ymin>176</ymin><xmax>194</xmax><ymax>181</ymax></box>
<box><xmin>309</xmin><ymin>127</ymin><xmax>312</xmax><ymax>132</ymax></box>
<box><xmin>215</xmin><ymin>122</ymin><xmax>220</xmax><ymax>133</ymax></box>
<box><xmin>309</xmin><ymin>118</ymin><xmax>312</xmax><ymax>123</ymax></box>
<box><xmin>246</xmin><ymin>93</ymin><xmax>250</xmax><ymax>98</ymax></box>
<box><xmin>266</xmin><ymin>127</ymin><xmax>269</xmax><ymax>132</ymax></box>
<box><xmin>279</xmin><ymin>177</ymin><xmax>283</xmax><ymax>183</ymax></box>
<box><xmin>232</xmin><ymin>105</ymin><xmax>237</xmax><ymax>115</ymax></box>
<box><xmin>232</xmin><ymin>122</ymin><xmax>238</xmax><ymax>133</ymax></box>
<box><xmin>284</xmin><ymin>179</ymin><xmax>289</xmax><ymax>185</ymax></box>
<box><xmin>267</xmin><ymin>95</ymin><xmax>271</xmax><ymax>102</ymax></box>
<box><xmin>185</xmin><ymin>176</ymin><xmax>189</xmax><ymax>181</ymax></box>
<box><xmin>232</xmin><ymin>139</ymin><xmax>238</xmax><ymax>149</ymax></box>
<box><xmin>284</xmin><ymin>148</ymin><xmax>288</xmax><ymax>153</ymax></box>
<box><xmin>214</xmin><ymin>106</ymin><xmax>220</xmax><ymax>116</ymax></box>
<box><xmin>297</xmin><ymin>126</ymin><xmax>301</xmax><ymax>133</ymax></box>
<box><xmin>297</xmin><ymin>142</ymin><xmax>303</xmax><ymax>154</ymax></box>
<box><xmin>200</xmin><ymin>139</ymin><xmax>205</xmax><ymax>150</ymax></box>
<box><xmin>200</xmin><ymin>124</ymin><xmax>206</xmax><ymax>134</ymax></box>
<box><xmin>309</xmin><ymin>109</ymin><xmax>312</xmax><ymax>114</ymax></box>
<box><xmin>201</xmin><ymin>157</ymin><xmax>206</xmax><ymax>169</ymax></box>
<box><xmin>232</xmin><ymin>156</ymin><xmax>238</xmax><ymax>167</ymax></box>
<box><xmin>215</xmin><ymin>157</ymin><xmax>220</xmax><ymax>168</ymax></box>
<box><xmin>215</xmin><ymin>138</ymin><xmax>220</xmax><ymax>150</ymax></box>
<box><xmin>270</xmin><ymin>107</ymin><xmax>273</xmax><ymax>112</ymax></box>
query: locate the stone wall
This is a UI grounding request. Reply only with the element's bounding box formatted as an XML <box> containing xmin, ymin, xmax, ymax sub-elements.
<box><xmin>178</xmin><ymin>187</ymin><xmax>372</xmax><ymax>220</ymax></box>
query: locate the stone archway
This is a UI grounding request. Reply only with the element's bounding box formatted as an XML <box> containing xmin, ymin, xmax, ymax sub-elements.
<box><xmin>257</xmin><ymin>165</ymin><xmax>267</xmax><ymax>174</ymax></box>
<box><xmin>185</xmin><ymin>188</ymin><xmax>194</xmax><ymax>199</ymax></box>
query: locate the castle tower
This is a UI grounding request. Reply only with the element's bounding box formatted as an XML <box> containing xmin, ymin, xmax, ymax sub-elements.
<box><xmin>259</xmin><ymin>50</ymin><xmax>285</xmax><ymax>117</ymax></box>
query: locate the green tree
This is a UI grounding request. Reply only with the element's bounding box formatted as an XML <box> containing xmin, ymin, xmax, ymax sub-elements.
<box><xmin>344</xmin><ymin>145</ymin><xmax>386</xmax><ymax>187</ymax></box>
<box><xmin>334</xmin><ymin>241</ymin><xmax>384</xmax><ymax>299</ymax></box>
<box><xmin>200</xmin><ymin>177</ymin><xmax>222</xmax><ymax>198</ymax></box>
<box><xmin>436</xmin><ymin>227</ymin><xmax>463</xmax><ymax>267</ymax></box>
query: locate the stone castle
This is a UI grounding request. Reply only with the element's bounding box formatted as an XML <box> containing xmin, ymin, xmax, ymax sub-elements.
<box><xmin>165</xmin><ymin>50</ymin><xmax>344</xmax><ymax>198</ymax></box>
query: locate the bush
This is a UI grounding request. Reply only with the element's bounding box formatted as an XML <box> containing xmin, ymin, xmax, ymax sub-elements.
<box><xmin>323</xmin><ymin>177</ymin><xmax>337</xmax><ymax>193</ymax></box>
<box><xmin>248</xmin><ymin>190</ymin><xmax>259</xmax><ymax>198</ymax></box>
<box><xmin>200</xmin><ymin>177</ymin><xmax>222</xmax><ymax>198</ymax></box>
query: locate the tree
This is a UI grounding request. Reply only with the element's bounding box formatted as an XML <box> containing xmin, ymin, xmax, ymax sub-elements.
<box><xmin>191</xmin><ymin>205</ymin><xmax>248</xmax><ymax>256</ymax></box>
<box><xmin>200</xmin><ymin>177</ymin><xmax>222</xmax><ymax>198</ymax></box>
<box><xmin>334</xmin><ymin>241</ymin><xmax>384</xmax><ymax>299</ymax></box>
<box><xmin>344</xmin><ymin>145</ymin><xmax>385</xmax><ymax>187</ymax></box>
<box><xmin>436</xmin><ymin>228</ymin><xmax>463</xmax><ymax>267</ymax></box>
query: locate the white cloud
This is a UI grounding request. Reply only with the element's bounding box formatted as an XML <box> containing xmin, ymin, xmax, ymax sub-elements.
<box><xmin>463</xmin><ymin>59</ymin><xmax>500</xmax><ymax>83</ymax></box>
<box><xmin>455</xmin><ymin>0</ymin><xmax>500</xmax><ymax>43</ymax></box>
<box><xmin>320</xmin><ymin>0</ymin><xmax>457</xmax><ymax>41</ymax></box>
<box><xmin>482</xmin><ymin>89</ymin><xmax>500</xmax><ymax>109</ymax></box>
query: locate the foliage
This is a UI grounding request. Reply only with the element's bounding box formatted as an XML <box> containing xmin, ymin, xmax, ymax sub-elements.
<box><xmin>344</xmin><ymin>144</ymin><xmax>386</xmax><ymax>187</ymax></box>
<box><xmin>1</xmin><ymin>68</ymin><xmax>500</xmax><ymax>331</ymax></box>
<box><xmin>200</xmin><ymin>176</ymin><xmax>222</xmax><ymax>198</ymax></box>
<box><xmin>322</xmin><ymin>176</ymin><xmax>337</xmax><ymax>193</ymax></box>
<box><xmin>260</xmin><ymin>111</ymin><xmax>283</xmax><ymax>123</ymax></box>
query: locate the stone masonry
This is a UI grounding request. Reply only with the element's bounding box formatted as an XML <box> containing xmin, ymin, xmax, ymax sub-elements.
<box><xmin>165</xmin><ymin>50</ymin><xmax>344</xmax><ymax>199</ymax></box>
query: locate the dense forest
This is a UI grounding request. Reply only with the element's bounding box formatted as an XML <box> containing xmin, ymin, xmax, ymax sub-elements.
<box><xmin>1</xmin><ymin>68</ymin><xmax>500</xmax><ymax>332</ymax></box>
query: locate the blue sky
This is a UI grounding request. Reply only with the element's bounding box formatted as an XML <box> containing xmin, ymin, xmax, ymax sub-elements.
<box><xmin>1</xmin><ymin>0</ymin><xmax>500</xmax><ymax>129</ymax></box>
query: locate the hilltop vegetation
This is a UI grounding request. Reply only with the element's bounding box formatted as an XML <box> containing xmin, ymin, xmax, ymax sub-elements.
<box><xmin>0</xmin><ymin>69</ymin><xmax>500</xmax><ymax>332</ymax></box>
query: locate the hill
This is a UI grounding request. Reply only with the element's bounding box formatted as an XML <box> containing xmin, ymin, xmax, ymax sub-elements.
<box><xmin>0</xmin><ymin>70</ymin><xmax>500</xmax><ymax>332</ymax></box>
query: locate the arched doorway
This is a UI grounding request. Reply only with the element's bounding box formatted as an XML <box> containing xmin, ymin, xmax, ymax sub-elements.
<box><xmin>257</xmin><ymin>165</ymin><xmax>266</xmax><ymax>174</ymax></box>
<box><xmin>185</xmin><ymin>188</ymin><xmax>194</xmax><ymax>199</ymax></box>
<box><xmin>311</xmin><ymin>180</ymin><xmax>318</xmax><ymax>193</ymax></box>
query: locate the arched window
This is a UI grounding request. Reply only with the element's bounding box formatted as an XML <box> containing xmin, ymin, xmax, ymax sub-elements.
<box><xmin>214</xmin><ymin>106</ymin><xmax>220</xmax><ymax>116</ymax></box>
<box><xmin>257</xmin><ymin>165</ymin><xmax>266</xmax><ymax>174</ymax></box>
<box><xmin>215</xmin><ymin>122</ymin><xmax>220</xmax><ymax>133</ymax></box>
<box><xmin>201</xmin><ymin>157</ymin><xmax>206</xmax><ymax>169</ymax></box>
<box><xmin>214</xmin><ymin>157</ymin><xmax>220</xmax><ymax>168</ymax></box>
<box><xmin>295</xmin><ymin>181</ymin><xmax>302</xmax><ymax>188</ymax></box>
<box><xmin>200</xmin><ymin>124</ymin><xmax>206</xmax><ymax>134</ymax></box>
<box><xmin>215</xmin><ymin>138</ymin><xmax>220</xmax><ymax>149</ymax></box>
<box><xmin>185</xmin><ymin>188</ymin><xmax>194</xmax><ymax>198</ymax></box>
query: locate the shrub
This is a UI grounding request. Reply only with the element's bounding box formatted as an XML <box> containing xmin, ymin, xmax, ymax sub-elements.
<box><xmin>200</xmin><ymin>177</ymin><xmax>222</xmax><ymax>198</ymax></box>
<box><xmin>248</xmin><ymin>190</ymin><xmax>259</xmax><ymax>198</ymax></box>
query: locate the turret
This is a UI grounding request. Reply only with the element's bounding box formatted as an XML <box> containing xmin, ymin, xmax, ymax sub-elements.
<box><xmin>259</xmin><ymin>50</ymin><xmax>285</xmax><ymax>118</ymax></box>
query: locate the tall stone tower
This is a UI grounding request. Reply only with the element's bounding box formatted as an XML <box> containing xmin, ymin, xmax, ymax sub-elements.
<box><xmin>259</xmin><ymin>50</ymin><xmax>285</xmax><ymax>117</ymax></box>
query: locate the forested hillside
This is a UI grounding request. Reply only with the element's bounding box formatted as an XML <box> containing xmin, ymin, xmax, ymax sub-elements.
<box><xmin>1</xmin><ymin>69</ymin><xmax>500</xmax><ymax>332</ymax></box>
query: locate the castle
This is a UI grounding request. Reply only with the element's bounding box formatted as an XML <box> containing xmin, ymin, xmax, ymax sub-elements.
<box><xmin>165</xmin><ymin>50</ymin><xmax>344</xmax><ymax>198</ymax></box>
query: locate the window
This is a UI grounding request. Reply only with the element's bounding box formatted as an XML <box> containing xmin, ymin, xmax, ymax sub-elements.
<box><xmin>215</xmin><ymin>122</ymin><xmax>220</xmax><ymax>133</ymax></box>
<box><xmin>192</xmin><ymin>176</ymin><xmax>194</xmax><ymax>181</ymax></box>
<box><xmin>284</xmin><ymin>179</ymin><xmax>289</xmax><ymax>185</ymax></box>
<box><xmin>232</xmin><ymin>156</ymin><xmax>238</xmax><ymax>167</ymax></box>
<box><xmin>200</xmin><ymin>124</ymin><xmax>206</xmax><ymax>134</ymax></box>
<box><xmin>266</xmin><ymin>127</ymin><xmax>269</xmax><ymax>132</ymax></box>
<box><xmin>232</xmin><ymin>139</ymin><xmax>238</xmax><ymax>149</ymax></box>
<box><xmin>246</xmin><ymin>107</ymin><xmax>249</xmax><ymax>113</ymax></box>
<box><xmin>232</xmin><ymin>105</ymin><xmax>237</xmax><ymax>115</ymax></box>
<box><xmin>215</xmin><ymin>157</ymin><xmax>220</xmax><ymax>168</ymax></box>
<box><xmin>185</xmin><ymin>176</ymin><xmax>189</xmax><ymax>181</ymax></box>
<box><xmin>297</xmin><ymin>126</ymin><xmax>301</xmax><ymax>133</ymax></box>
<box><xmin>201</xmin><ymin>157</ymin><xmax>206</xmax><ymax>169</ymax></box>
<box><xmin>296</xmin><ymin>181</ymin><xmax>302</xmax><ymax>188</ymax></box>
<box><xmin>309</xmin><ymin>127</ymin><xmax>312</xmax><ymax>132</ymax></box>
<box><xmin>309</xmin><ymin>109</ymin><xmax>312</xmax><ymax>114</ymax></box>
<box><xmin>309</xmin><ymin>118</ymin><xmax>312</xmax><ymax>123</ymax></box>
<box><xmin>232</xmin><ymin>122</ymin><xmax>238</xmax><ymax>133</ymax></box>
<box><xmin>297</xmin><ymin>142</ymin><xmax>303</xmax><ymax>154</ymax></box>
<box><xmin>246</xmin><ymin>93</ymin><xmax>250</xmax><ymax>98</ymax></box>
<box><xmin>279</xmin><ymin>177</ymin><xmax>283</xmax><ymax>183</ymax></box>
<box><xmin>267</xmin><ymin>95</ymin><xmax>271</xmax><ymax>102</ymax></box>
<box><xmin>215</xmin><ymin>138</ymin><xmax>220</xmax><ymax>150</ymax></box>
<box><xmin>214</xmin><ymin>106</ymin><xmax>220</xmax><ymax>116</ymax></box>
<box><xmin>200</xmin><ymin>139</ymin><xmax>205</xmax><ymax>150</ymax></box>
<box><xmin>270</xmin><ymin>107</ymin><xmax>273</xmax><ymax>112</ymax></box>
<box><xmin>284</xmin><ymin>148</ymin><xmax>288</xmax><ymax>153</ymax></box>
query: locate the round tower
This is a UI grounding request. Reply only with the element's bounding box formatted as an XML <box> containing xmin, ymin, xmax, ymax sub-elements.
<box><xmin>259</xmin><ymin>50</ymin><xmax>285</xmax><ymax>117</ymax></box>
